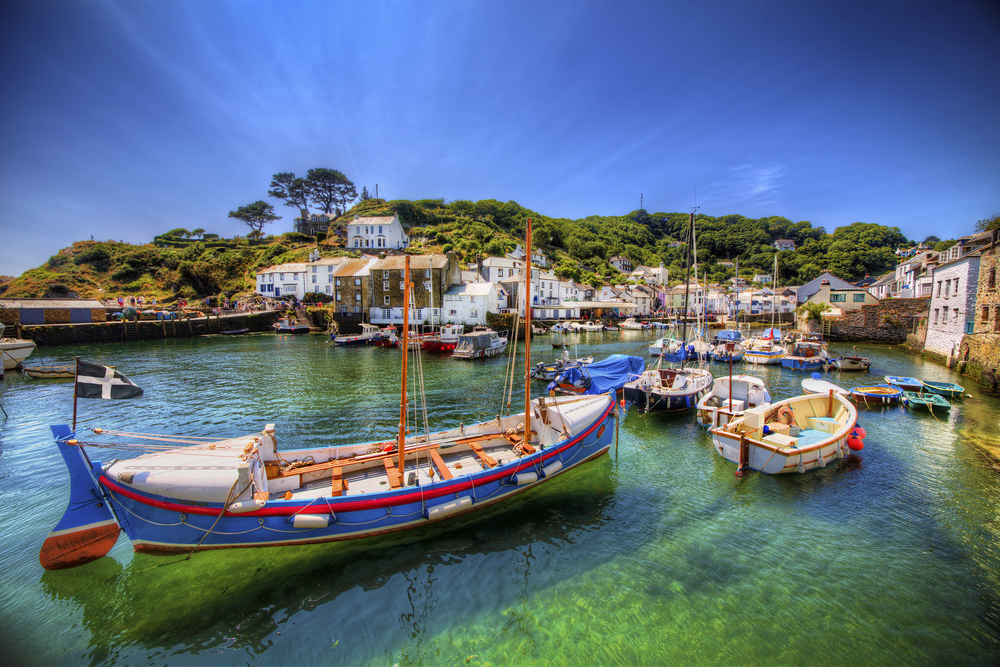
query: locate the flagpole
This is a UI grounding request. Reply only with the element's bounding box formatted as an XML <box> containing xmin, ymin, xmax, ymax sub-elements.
<box><xmin>72</xmin><ymin>356</ymin><xmax>80</xmax><ymax>432</ymax></box>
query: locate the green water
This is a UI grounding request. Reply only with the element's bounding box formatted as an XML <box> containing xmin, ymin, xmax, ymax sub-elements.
<box><xmin>1</xmin><ymin>332</ymin><xmax>998</xmax><ymax>666</ymax></box>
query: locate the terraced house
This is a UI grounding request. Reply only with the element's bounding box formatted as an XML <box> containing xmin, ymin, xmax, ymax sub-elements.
<box><xmin>368</xmin><ymin>254</ymin><xmax>462</xmax><ymax>325</ymax></box>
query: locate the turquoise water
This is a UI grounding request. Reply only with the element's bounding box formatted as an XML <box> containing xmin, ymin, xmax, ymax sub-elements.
<box><xmin>1</xmin><ymin>331</ymin><xmax>998</xmax><ymax>665</ymax></box>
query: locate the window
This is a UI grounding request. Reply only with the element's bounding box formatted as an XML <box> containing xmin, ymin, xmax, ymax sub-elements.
<box><xmin>328</xmin><ymin>275</ymin><xmax>333</xmax><ymax>283</ymax></box>
<box><xmin>933</xmin><ymin>309</ymin><xmax>939</xmax><ymax>324</ymax></box>
<box><xmin>449</xmin><ymin>309</ymin><xmax>457</xmax><ymax>316</ymax></box>
<box><xmin>311</xmin><ymin>276</ymin><xmax>317</xmax><ymax>283</ymax></box>
<box><xmin>399</xmin><ymin>281</ymin><xmax>405</xmax><ymax>290</ymax></box>
<box><xmin>328</xmin><ymin>266</ymin><xmax>333</xmax><ymax>272</ymax></box>
<box><xmin>955</xmin><ymin>278</ymin><xmax>960</xmax><ymax>294</ymax></box>
<box><xmin>382</xmin><ymin>308</ymin><xmax>391</xmax><ymax>320</ymax></box>
<box><xmin>498</xmin><ymin>269</ymin><xmax>504</xmax><ymax>278</ymax></box>
<box><xmin>831</xmin><ymin>293</ymin><xmax>847</xmax><ymax>302</ymax></box>
<box><xmin>853</xmin><ymin>293</ymin><xmax>866</xmax><ymax>302</ymax></box>
<box><xmin>335</xmin><ymin>278</ymin><xmax>341</xmax><ymax>286</ymax></box>
<box><xmin>941</xmin><ymin>308</ymin><xmax>948</xmax><ymax>323</ymax></box>
<box><xmin>379</xmin><ymin>226</ymin><xmax>383</xmax><ymax>234</ymax></box>
<box><xmin>354</xmin><ymin>306</ymin><xmax>361</xmax><ymax>314</ymax></box>
<box><xmin>384</xmin><ymin>296</ymin><xmax>390</xmax><ymax>305</ymax></box>
<box><xmin>423</xmin><ymin>281</ymin><xmax>431</xmax><ymax>290</ymax></box>
<box><xmin>982</xmin><ymin>306</ymin><xmax>989</xmax><ymax>322</ymax></box>
<box><xmin>936</xmin><ymin>281</ymin><xmax>942</xmax><ymax>296</ymax></box>
<box><xmin>425</xmin><ymin>269</ymin><xmax>431</xmax><ymax>277</ymax></box>
<box><xmin>312</xmin><ymin>266</ymin><xmax>317</xmax><ymax>273</ymax></box>
<box><xmin>336</xmin><ymin>291</ymin><xmax>341</xmax><ymax>301</ymax></box>
<box><xmin>995</xmin><ymin>307</ymin><xmax>1000</xmax><ymax>333</ymax></box>
<box><xmin>945</xmin><ymin>280</ymin><xmax>951</xmax><ymax>297</ymax></box>
<box><xmin>953</xmin><ymin>308</ymin><xmax>959</xmax><ymax>324</ymax></box>
<box><xmin>383</xmin><ymin>271</ymin><xmax>390</xmax><ymax>279</ymax></box>
<box><xmin>355</xmin><ymin>240</ymin><xmax>360</xmax><ymax>248</ymax></box>
<box><xmin>355</xmin><ymin>277</ymin><xmax>361</xmax><ymax>286</ymax></box>
<box><xmin>471</xmin><ymin>309</ymin><xmax>478</xmax><ymax>317</ymax></box>
<box><xmin>383</xmin><ymin>281</ymin><xmax>389</xmax><ymax>291</ymax></box>
<box><xmin>325</xmin><ymin>285</ymin><xmax>331</xmax><ymax>294</ymax></box>
<box><xmin>355</xmin><ymin>292</ymin><xmax>361</xmax><ymax>302</ymax></box>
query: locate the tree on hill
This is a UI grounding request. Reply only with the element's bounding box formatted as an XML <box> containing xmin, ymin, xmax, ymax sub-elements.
<box><xmin>306</xmin><ymin>168</ymin><xmax>357</xmax><ymax>215</ymax></box>
<box><xmin>229</xmin><ymin>201</ymin><xmax>280</xmax><ymax>237</ymax></box>
<box><xmin>191</xmin><ymin>228</ymin><xmax>205</xmax><ymax>239</ymax></box>
<box><xmin>975</xmin><ymin>212</ymin><xmax>1000</xmax><ymax>232</ymax></box>
<box><xmin>360</xmin><ymin>185</ymin><xmax>372</xmax><ymax>201</ymax></box>
<box><xmin>268</xmin><ymin>172</ymin><xmax>311</xmax><ymax>219</ymax></box>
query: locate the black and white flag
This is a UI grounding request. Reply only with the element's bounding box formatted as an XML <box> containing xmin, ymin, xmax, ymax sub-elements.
<box><xmin>75</xmin><ymin>361</ymin><xmax>144</xmax><ymax>400</ymax></box>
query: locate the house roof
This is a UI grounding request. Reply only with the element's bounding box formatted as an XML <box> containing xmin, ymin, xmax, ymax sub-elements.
<box><xmin>797</xmin><ymin>272</ymin><xmax>864</xmax><ymax>302</ymax></box>
<box><xmin>259</xmin><ymin>262</ymin><xmax>307</xmax><ymax>274</ymax></box>
<box><xmin>481</xmin><ymin>257</ymin><xmax>523</xmax><ymax>268</ymax></box>
<box><xmin>774</xmin><ymin>239</ymin><xmax>796</xmax><ymax>245</ymax></box>
<box><xmin>348</xmin><ymin>214</ymin><xmax>399</xmax><ymax>225</ymax></box>
<box><xmin>332</xmin><ymin>257</ymin><xmax>378</xmax><ymax>277</ymax></box>
<box><xmin>370</xmin><ymin>254</ymin><xmax>448</xmax><ymax>270</ymax></box>
<box><xmin>445</xmin><ymin>283</ymin><xmax>495</xmax><ymax>297</ymax></box>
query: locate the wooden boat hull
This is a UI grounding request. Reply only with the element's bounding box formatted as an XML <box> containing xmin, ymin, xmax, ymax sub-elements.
<box><xmin>44</xmin><ymin>395</ymin><xmax>616</xmax><ymax>561</ymax></box>
<box><xmin>622</xmin><ymin>368</ymin><xmax>713</xmax><ymax>413</ymax></box>
<box><xmin>710</xmin><ymin>393</ymin><xmax>858</xmax><ymax>474</ymax></box>
<box><xmin>884</xmin><ymin>376</ymin><xmax>923</xmax><ymax>392</ymax></box>
<box><xmin>850</xmin><ymin>385</ymin><xmax>902</xmax><ymax>404</ymax></box>
<box><xmin>830</xmin><ymin>356</ymin><xmax>870</xmax><ymax>371</ymax></box>
<box><xmin>220</xmin><ymin>328</ymin><xmax>249</xmax><ymax>335</ymax></box>
<box><xmin>1</xmin><ymin>340</ymin><xmax>36</xmax><ymax>369</ymax></box>
<box><xmin>23</xmin><ymin>365</ymin><xmax>76</xmax><ymax>379</ymax></box>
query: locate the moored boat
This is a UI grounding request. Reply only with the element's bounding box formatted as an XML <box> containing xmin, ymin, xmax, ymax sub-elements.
<box><xmin>620</xmin><ymin>317</ymin><xmax>647</xmax><ymax>330</ymax></box>
<box><xmin>901</xmin><ymin>390</ymin><xmax>951</xmax><ymax>411</ymax></box>
<box><xmin>920</xmin><ymin>380</ymin><xmax>965</xmax><ymax>399</ymax></box>
<box><xmin>452</xmin><ymin>329</ymin><xmax>508</xmax><ymax>359</ymax></box>
<box><xmin>0</xmin><ymin>323</ymin><xmax>36</xmax><ymax>370</ymax></box>
<box><xmin>743</xmin><ymin>328</ymin><xmax>786</xmax><ymax>365</ymax></box>
<box><xmin>331</xmin><ymin>322</ymin><xmax>386</xmax><ymax>346</ymax></box>
<box><xmin>850</xmin><ymin>384</ymin><xmax>903</xmax><ymax>405</ymax></box>
<box><xmin>622</xmin><ymin>364</ymin><xmax>713</xmax><ymax>413</ymax></box>
<box><xmin>709</xmin><ymin>392</ymin><xmax>860</xmax><ymax>474</ymax></box>
<box><xmin>884</xmin><ymin>375</ymin><xmax>923</xmax><ymax>392</ymax></box>
<box><xmin>530</xmin><ymin>353</ymin><xmax>594</xmax><ymax>381</ymax></box>
<box><xmin>23</xmin><ymin>364</ymin><xmax>77</xmax><ymax>379</ymax></box>
<box><xmin>273</xmin><ymin>317</ymin><xmax>311</xmax><ymax>334</ymax></box>
<box><xmin>547</xmin><ymin>354</ymin><xmax>645</xmax><ymax>396</ymax></box>
<box><xmin>781</xmin><ymin>338</ymin><xmax>829</xmax><ymax>370</ymax></box>
<box><xmin>39</xmin><ymin>222</ymin><xmax>620</xmax><ymax>571</ymax></box>
<box><xmin>801</xmin><ymin>373</ymin><xmax>850</xmax><ymax>397</ymax></box>
<box><xmin>422</xmin><ymin>324</ymin><xmax>465</xmax><ymax>353</ymax></box>
<box><xmin>829</xmin><ymin>355</ymin><xmax>871</xmax><ymax>371</ymax></box>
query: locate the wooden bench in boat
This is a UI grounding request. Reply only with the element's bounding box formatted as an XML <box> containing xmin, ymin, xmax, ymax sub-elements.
<box><xmin>428</xmin><ymin>449</ymin><xmax>454</xmax><ymax>480</ymax></box>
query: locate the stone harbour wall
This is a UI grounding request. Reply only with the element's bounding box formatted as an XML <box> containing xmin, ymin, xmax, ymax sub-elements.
<box><xmin>18</xmin><ymin>311</ymin><xmax>283</xmax><ymax>347</ymax></box>
<box><xmin>828</xmin><ymin>297</ymin><xmax>929</xmax><ymax>343</ymax></box>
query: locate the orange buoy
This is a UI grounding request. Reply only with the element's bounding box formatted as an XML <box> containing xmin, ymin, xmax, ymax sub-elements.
<box><xmin>853</xmin><ymin>425</ymin><xmax>867</xmax><ymax>439</ymax></box>
<box><xmin>847</xmin><ymin>436</ymin><xmax>864</xmax><ymax>451</ymax></box>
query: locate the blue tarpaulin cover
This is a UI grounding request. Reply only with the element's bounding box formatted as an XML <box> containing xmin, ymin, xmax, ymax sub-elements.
<box><xmin>547</xmin><ymin>354</ymin><xmax>645</xmax><ymax>395</ymax></box>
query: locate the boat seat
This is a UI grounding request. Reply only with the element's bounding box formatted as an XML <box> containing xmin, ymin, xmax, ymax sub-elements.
<box><xmin>383</xmin><ymin>457</ymin><xmax>402</xmax><ymax>488</ymax></box>
<box><xmin>672</xmin><ymin>376</ymin><xmax>688</xmax><ymax>390</ymax></box>
<box><xmin>330</xmin><ymin>466</ymin><xmax>346</xmax><ymax>497</ymax></box>
<box><xmin>468</xmin><ymin>442</ymin><xmax>498</xmax><ymax>468</ymax></box>
<box><xmin>429</xmin><ymin>449</ymin><xmax>454</xmax><ymax>480</ymax></box>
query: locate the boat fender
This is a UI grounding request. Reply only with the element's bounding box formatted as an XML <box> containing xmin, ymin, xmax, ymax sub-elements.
<box><xmin>425</xmin><ymin>495</ymin><xmax>472</xmax><ymax>521</ymax></box>
<box><xmin>541</xmin><ymin>460</ymin><xmax>563</xmax><ymax>478</ymax></box>
<box><xmin>816</xmin><ymin>452</ymin><xmax>826</xmax><ymax>468</ymax></box>
<box><xmin>511</xmin><ymin>471</ymin><xmax>538</xmax><ymax>485</ymax></box>
<box><xmin>811</xmin><ymin>372</ymin><xmax>822</xmax><ymax>380</ymax></box>
<box><xmin>847</xmin><ymin>435</ymin><xmax>864</xmax><ymax>451</ymax></box>
<box><xmin>291</xmin><ymin>514</ymin><xmax>330</xmax><ymax>529</ymax></box>
<box><xmin>852</xmin><ymin>425</ymin><xmax>866</xmax><ymax>439</ymax></box>
<box><xmin>796</xmin><ymin>460</ymin><xmax>806</xmax><ymax>474</ymax></box>
<box><xmin>835</xmin><ymin>445</ymin><xmax>844</xmax><ymax>459</ymax></box>
<box><xmin>228</xmin><ymin>499</ymin><xmax>266</xmax><ymax>513</ymax></box>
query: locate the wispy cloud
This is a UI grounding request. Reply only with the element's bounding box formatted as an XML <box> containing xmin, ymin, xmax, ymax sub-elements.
<box><xmin>703</xmin><ymin>163</ymin><xmax>787</xmax><ymax>214</ymax></box>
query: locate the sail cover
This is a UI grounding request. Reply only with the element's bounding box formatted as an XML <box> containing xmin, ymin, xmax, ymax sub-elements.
<box><xmin>547</xmin><ymin>354</ymin><xmax>645</xmax><ymax>395</ymax></box>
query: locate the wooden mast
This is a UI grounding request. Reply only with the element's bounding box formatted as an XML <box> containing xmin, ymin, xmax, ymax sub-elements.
<box><xmin>680</xmin><ymin>211</ymin><xmax>694</xmax><ymax>369</ymax></box>
<box><xmin>524</xmin><ymin>219</ymin><xmax>532</xmax><ymax>444</ymax></box>
<box><xmin>396</xmin><ymin>256</ymin><xmax>411</xmax><ymax>485</ymax></box>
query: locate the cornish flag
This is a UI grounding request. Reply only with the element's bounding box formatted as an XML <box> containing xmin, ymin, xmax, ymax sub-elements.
<box><xmin>75</xmin><ymin>361</ymin><xmax>144</xmax><ymax>400</ymax></box>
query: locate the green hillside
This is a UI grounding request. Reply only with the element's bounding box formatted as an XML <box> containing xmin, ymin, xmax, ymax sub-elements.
<box><xmin>0</xmin><ymin>197</ymin><xmax>919</xmax><ymax>301</ymax></box>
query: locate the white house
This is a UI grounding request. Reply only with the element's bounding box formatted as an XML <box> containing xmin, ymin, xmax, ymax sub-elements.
<box><xmin>753</xmin><ymin>273</ymin><xmax>772</xmax><ymax>284</ymax></box>
<box><xmin>609</xmin><ymin>256</ymin><xmax>632</xmax><ymax>273</ymax></box>
<box><xmin>925</xmin><ymin>236</ymin><xmax>990</xmax><ymax>358</ymax></box>
<box><xmin>774</xmin><ymin>239</ymin><xmax>797</xmax><ymax>251</ymax></box>
<box><xmin>442</xmin><ymin>283</ymin><xmax>498</xmax><ymax>326</ymax></box>
<box><xmin>347</xmin><ymin>213</ymin><xmax>409</xmax><ymax>250</ymax></box>
<box><xmin>507</xmin><ymin>244</ymin><xmax>549</xmax><ymax>267</ymax></box>
<box><xmin>256</xmin><ymin>262</ymin><xmax>308</xmax><ymax>300</ymax></box>
<box><xmin>479</xmin><ymin>257</ymin><xmax>524</xmax><ymax>284</ymax></box>
<box><xmin>306</xmin><ymin>257</ymin><xmax>347</xmax><ymax>295</ymax></box>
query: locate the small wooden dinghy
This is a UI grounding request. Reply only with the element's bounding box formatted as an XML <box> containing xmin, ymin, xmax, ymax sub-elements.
<box><xmin>901</xmin><ymin>391</ymin><xmax>951</xmax><ymax>411</ymax></box>
<box><xmin>830</xmin><ymin>355</ymin><xmax>871</xmax><ymax>371</ymax></box>
<box><xmin>801</xmin><ymin>373</ymin><xmax>850</xmax><ymax>397</ymax></box>
<box><xmin>921</xmin><ymin>380</ymin><xmax>964</xmax><ymax>399</ymax></box>
<box><xmin>850</xmin><ymin>384</ymin><xmax>902</xmax><ymax>404</ymax></box>
<box><xmin>23</xmin><ymin>364</ymin><xmax>76</xmax><ymax>379</ymax></box>
<box><xmin>710</xmin><ymin>392</ymin><xmax>860</xmax><ymax>474</ymax></box>
<box><xmin>885</xmin><ymin>376</ymin><xmax>923</xmax><ymax>392</ymax></box>
<box><xmin>220</xmin><ymin>328</ymin><xmax>249</xmax><ymax>335</ymax></box>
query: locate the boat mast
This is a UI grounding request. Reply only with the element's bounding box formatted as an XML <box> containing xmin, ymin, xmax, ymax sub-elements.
<box><xmin>524</xmin><ymin>219</ymin><xmax>532</xmax><ymax>442</ymax></box>
<box><xmin>396</xmin><ymin>256</ymin><xmax>411</xmax><ymax>484</ymax></box>
<box><xmin>680</xmin><ymin>211</ymin><xmax>694</xmax><ymax>369</ymax></box>
<box><xmin>771</xmin><ymin>253</ymin><xmax>778</xmax><ymax>331</ymax></box>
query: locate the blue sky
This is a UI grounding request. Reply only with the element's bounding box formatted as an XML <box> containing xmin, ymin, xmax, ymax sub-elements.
<box><xmin>1</xmin><ymin>0</ymin><xmax>998</xmax><ymax>278</ymax></box>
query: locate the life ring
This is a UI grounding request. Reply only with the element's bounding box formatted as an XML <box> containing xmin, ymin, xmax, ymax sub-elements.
<box><xmin>776</xmin><ymin>405</ymin><xmax>795</xmax><ymax>425</ymax></box>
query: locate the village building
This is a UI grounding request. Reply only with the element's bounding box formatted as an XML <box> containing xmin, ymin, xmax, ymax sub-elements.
<box><xmin>774</xmin><ymin>239</ymin><xmax>797</xmax><ymax>251</ymax></box>
<box><xmin>926</xmin><ymin>247</ymin><xmax>983</xmax><ymax>359</ymax></box>
<box><xmin>0</xmin><ymin>298</ymin><xmax>106</xmax><ymax>325</ymax></box>
<box><xmin>506</xmin><ymin>244</ymin><xmax>549</xmax><ymax>267</ymax></box>
<box><xmin>306</xmin><ymin>257</ymin><xmax>347</xmax><ymax>296</ymax></box>
<box><xmin>329</xmin><ymin>257</ymin><xmax>380</xmax><ymax>318</ymax></box>
<box><xmin>367</xmin><ymin>254</ymin><xmax>462</xmax><ymax>325</ymax></box>
<box><xmin>798</xmin><ymin>273</ymin><xmax>880</xmax><ymax>319</ymax></box>
<box><xmin>442</xmin><ymin>283</ymin><xmax>498</xmax><ymax>326</ymax></box>
<box><xmin>347</xmin><ymin>213</ymin><xmax>409</xmax><ymax>251</ymax></box>
<box><xmin>294</xmin><ymin>212</ymin><xmax>337</xmax><ymax>236</ymax></box>
<box><xmin>609</xmin><ymin>255</ymin><xmax>632</xmax><ymax>273</ymax></box>
<box><xmin>256</xmin><ymin>262</ymin><xmax>308</xmax><ymax>300</ymax></box>
<box><xmin>892</xmin><ymin>251</ymin><xmax>939</xmax><ymax>298</ymax></box>
<box><xmin>961</xmin><ymin>229</ymin><xmax>1000</xmax><ymax>386</ymax></box>
<box><xmin>479</xmin><ymin>257</ymin><xmax>524</xmax><ymax>284</ymax></box>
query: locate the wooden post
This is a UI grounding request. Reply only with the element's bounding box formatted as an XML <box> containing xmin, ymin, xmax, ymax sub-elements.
<box><xmin>736</xmin><ymin>431</ymin><xmax>749</xmax><ymax>477</ymax></box>
<box><xmin>72</xmin><ymin>356</ymin><xmax>80</xmax><ymax>432</ymax></box>
<box><xmin>396</xmin><ymin>257</ymin><xmax>411</xmax><ymax>486</ymax></box>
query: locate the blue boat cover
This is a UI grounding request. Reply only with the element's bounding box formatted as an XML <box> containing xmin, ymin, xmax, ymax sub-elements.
<box><xmin>547</xmin><ymin>354</ymin><xmax>645</xmax><ymax>394</ymax></box>
<box><xmin>715</xmin><ymin>330</ymin><xmax>743</xmax><ymax>342</ymax></box>
<box><xmin>760</xmin><ymin>327</ymin><xmax>782</xmax><ymax>340</ymax></box>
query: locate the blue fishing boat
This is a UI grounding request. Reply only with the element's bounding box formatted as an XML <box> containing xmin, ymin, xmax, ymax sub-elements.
<box><xmin>711</xmin><ymin>330</ymin><xmax>746</xmax><ymax>362</ymax></box>
<box><xmin>781</xmin><ymin>337</ymin><xmax>829</xmax><ymax>370</ymax></box>
<box><xmin>40</xmin><ymin>226</ymin><xmax>619</xmax><ymax>570</ymax></box>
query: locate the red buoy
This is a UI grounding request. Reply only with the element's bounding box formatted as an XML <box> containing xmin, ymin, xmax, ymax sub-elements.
<box><xmin>847</xmin><ymin>436</ymin><xmax>864</xmax><ymax>451</ymax></box>
<box><xmin>853</xmin><ymin>425</ymin><xmax>867</xmax><ymax>439</ymax></box>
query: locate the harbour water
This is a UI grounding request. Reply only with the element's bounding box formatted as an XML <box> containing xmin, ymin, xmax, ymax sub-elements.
<box><xmin>0</xmin><ymin>331</ymin><xmax>998</xmax><ymax>665</ymax></box>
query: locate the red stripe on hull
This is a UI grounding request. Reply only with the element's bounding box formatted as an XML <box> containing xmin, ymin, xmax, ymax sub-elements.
<box><xmin>39</xmin><ymin>523</ymin><xmax>121</xmax><ymax>570</ymax></box>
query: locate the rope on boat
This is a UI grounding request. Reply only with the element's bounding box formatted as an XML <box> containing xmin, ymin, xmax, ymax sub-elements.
<box><xmin>91</xmin><ymin>428</ymin><xmax>223</xmax><ymax>442</ymax></box>
<box><xmin>503</xmin><ymin>313</ymin><xmax>521</xmax><ymax>415</ymax></box>
<box><xmin>75</xmin><ymin>439</ymin><xmax>250</xmax><ymax>456</ymax></box>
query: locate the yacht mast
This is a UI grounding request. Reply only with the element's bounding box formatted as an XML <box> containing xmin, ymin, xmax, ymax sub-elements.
<box><xmin>680</xmin><ymin>211</ymin><xmax>694</xmax><ymax>370</ymax></box>
<box><xmin>524</xmin><ymin>219</ymin><xmax>532</xmax><ymax>442</ymax></box>
<box><xmin>396</xmin><ymin>256</ymin><xmax>411</xmax><ymax>484</ymax></box>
